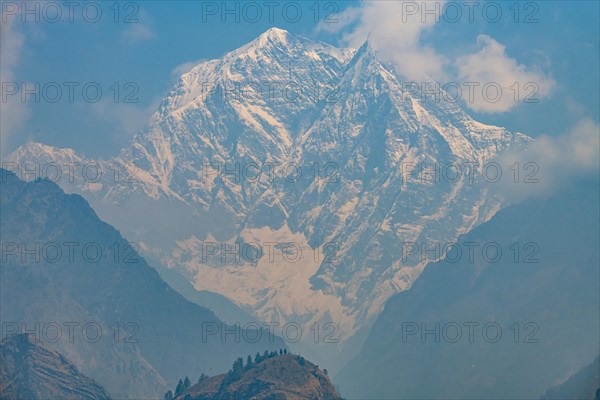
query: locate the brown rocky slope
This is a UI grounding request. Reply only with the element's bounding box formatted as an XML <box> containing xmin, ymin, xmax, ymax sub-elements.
<box><xmin>172</xmin><ymin>352</ymin><xmax>341</xmax><ymax>400</ymax></box>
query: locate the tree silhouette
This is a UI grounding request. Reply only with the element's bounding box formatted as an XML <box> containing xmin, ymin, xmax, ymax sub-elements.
<box><xmin>163</xmin><ymin>390</ymin><xmax>174</xmax><ymax>400</ymax></box>
<box><xmin>174</xmin><ymin>379</ymin><xmax>184</xmax><ymax>396</ymax></box>
<box><xmin>220</xmin><ymin>356</ymin><xmax>247</xmax><ymax>389</ymax></box>
<box><xmin>233</xmin><ymin>357</ymin><xmax>244</xmax><ymax>376</ymax></box>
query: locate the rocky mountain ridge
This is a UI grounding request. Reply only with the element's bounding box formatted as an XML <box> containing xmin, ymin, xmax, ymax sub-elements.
<box><xmin>5</xmin><ymin>28</ymin><xmax>530</xmax><ymax>347</ymax></box>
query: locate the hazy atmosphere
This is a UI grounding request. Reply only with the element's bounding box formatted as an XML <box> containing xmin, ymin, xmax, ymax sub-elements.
<box><xmin>1</xmin><ymin>1</ymin><xmax>599</xmax><ymax>399</ymax></box>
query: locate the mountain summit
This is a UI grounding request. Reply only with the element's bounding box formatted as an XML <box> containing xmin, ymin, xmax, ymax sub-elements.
<box><xmin>173</xmin><ymin>352</ymin><xmax>341</xmax><ymax>400</ymax></box>
<box><xmin>6</xmin><ymin>28</ymin><xmax>529</xmax><ymax>351</ymax></box>
<box><xmin>255</xmin><ymin>27</ymin><xmax>291</xmax><ymax>45</ymax></box>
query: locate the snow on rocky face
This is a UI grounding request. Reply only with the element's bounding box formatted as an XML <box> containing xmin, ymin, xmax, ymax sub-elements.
<box><xmin>5</xmin><ymin>28</ymin><xmax>530</xmax><ymax>345</ymax></box>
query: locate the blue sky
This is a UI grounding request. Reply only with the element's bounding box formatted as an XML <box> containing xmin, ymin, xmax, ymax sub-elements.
<box><xmin>1</xmin><ymin>0</ymin><xmax>598</xmax><ymax>157</ymax></box>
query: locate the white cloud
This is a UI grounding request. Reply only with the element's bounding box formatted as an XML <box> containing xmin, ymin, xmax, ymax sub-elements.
<box><xmin>318</xmin><ymin>1</ymin><xmax>448</xmax><ymax>81</ymax></box>
<box><xmin>0</xmin><ymin>13</ymin><xmax>30</xmax><ymax>153</ymax></box>
<box><xmin>88</xmin><ymin>98</ymin><xmax>159</xmax><ymax>140</ymax></box>
<box><xmin>496</xmin><ymin>118</ymin><xmax>599</xmax><ymax>199</ymax></box>
<box><xmin>318</xmin><ymin>3</ymin><xmax>555</xmax><ymax>114</ymax></box>
<box><xmin>565</xmin><ymin>96</ymin><xmax>587</xmax><ymax>118</ymax></box>
<box><xmin>455</xmin><ymin>35</ymin><xmax>555</xmax><ymax>113</ymax></box>
<box><xmin>121</xmin><ymin>12</ymin><xmax>156</xmax><ymax>44</ymax></box>
<box><xmin>170</xmin><ymin>59</ymin><xmax>207</xmax><ymax>79</ymax></box>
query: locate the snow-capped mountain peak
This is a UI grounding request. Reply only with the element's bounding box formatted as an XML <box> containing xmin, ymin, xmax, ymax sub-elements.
<box><xmin>256</xmin><ymin>26</ymin><xmax>291</xmax><ymax>46</ymax></box>
<box><xmin>6</xmin><ymin>28</ymin><xmax>530</xmax><ymax>346</ymax></box>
